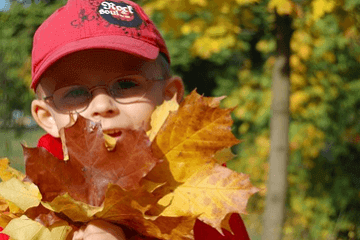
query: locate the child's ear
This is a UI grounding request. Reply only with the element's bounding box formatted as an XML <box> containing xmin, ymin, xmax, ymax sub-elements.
<box><xmin>31</xmin><ymin>99</ymin><xmax>60</xmax><ymax>137</ymax></box>
<box><xmin>164</xmin><ymin>76</ymin><xmax>184</xmax><ymax>103</ymax></box>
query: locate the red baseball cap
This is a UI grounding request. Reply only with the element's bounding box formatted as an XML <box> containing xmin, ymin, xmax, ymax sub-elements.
<box><xmin>31</xmin><ymin>0</ymin><xmax>170</xmax><ymax>89</ymax></box>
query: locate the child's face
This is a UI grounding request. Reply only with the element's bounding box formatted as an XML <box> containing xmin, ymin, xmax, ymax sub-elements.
<box><xmin>32</xmin><ymin>49</ymin><xmax>183</xmax><ymax>138</ymax></box>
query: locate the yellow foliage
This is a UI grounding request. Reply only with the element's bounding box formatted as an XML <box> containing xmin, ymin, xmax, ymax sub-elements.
<box><xmin>191</xmin><ymin>33</ymin><xmax>236</xmax><ymax>58</ymax></box>
<box><xmin>239</xmin><ymin>122</ymin><xmax>250</xmax><ymax>134</ymax></box>
<box><xmin>160</xmin><ymin>14</ymin><xmax>184</xmax><ymax>36</ymax></box>
<box><xmin>290</xmin><ymin>73</ymin><xmax>307</xmax><ymax>89</ymax></box>
<box><xmin>220</xmin><ymin>3</ymin><xmax>230</xmax><ymax>14</ymax></box>
<box><xmin>313</xmin><ymin>37</ymin><xmax>325</xmax><ymax>47</ymax></box>
<box><xmin>189</xmin><ymin>0</ymin><xmax>208</xmax><ymax>7</ymax></box>
<box><xmin>268</xmin><ymin>0</ymin><xmax>293</xmax><ymax>15</ymax></box>
<box><xmin>255</xmin><ymin>135</ymin><xmax>270</xmax><ymax>158</ymax></box>
<box><xmin>290</xmin><ymin>55</ymin><xmax>301</xmax><ymax>68</ymax></box>
<box><xmin>181</xmin><ymin>19</ymin><xmax>206</xmax><ymax>35</ymax></box>
<box><xmin>312</xmin><ymin>0</ymin><xmax>335</xmax><ymax>21</ymax></box>
<box><xmin>192</xmin><ymin>36</ymin><xmax>219</xmax><ymax>58</ymax></box>
<box><xmin>238</xmin><ymin>68</ymin><xmax>252</xmax><ymax>80</ymax></box>
<box><xmin>234</xmin><ymin>106</ymin><xmax>246</xmax><ymax>119</ymax></box>
<box><xmin>292</xmin><ymin>30</ymin><xmax>311</xmax><ymax>46</ymax></box>
<box><xmin>205</xmin><ymin>25</ymin><xmax>228</xmax><ymax>37</ymax></box>
<box><xmin>297</xmin><ymin>44</ymin><xmax>312</xmax><ymax>60</ymax></box>
<box><xmin>312</xmin><ymin>85</ymin><xmax>325</xmax><ymax>97</ymax></box>
<box><xmin>290</xmin><ymin>91</ymin><xmax>310</xmax><ymax>113</ymax></box>
<box><xmin>256</xmin><ymin>40</ymin><xmax>271</xmax><ymax>53</ymax></box>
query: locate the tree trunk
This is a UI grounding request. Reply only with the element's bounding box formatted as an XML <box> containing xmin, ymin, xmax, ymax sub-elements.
<box><xmin>262</xmin><ymin>13</ymin><xmax>292</xmax><ymax>240</ymax></box>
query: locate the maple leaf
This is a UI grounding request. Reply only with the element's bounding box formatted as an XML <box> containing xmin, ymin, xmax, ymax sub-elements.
<box><xmin>157</xmin><ymin>163</ymin><xmax>259</xmax><ymax>233</ymax></box>
<box><xmin>0</xmin><ymin>159</ymin><xmax>40</xmax><ymax>215</ymax></box>
<box><xmin>3</xmin><ymin>215</ymin><xmax>71</xmax><ymax>240</ymax></box>
<box><xmin>24</xmin><ymin>116</ymin><xmax>161</xmax><ymax>206</ymax></box>
<box><xmin>0</xmin><ymin>178</ymin><xmax>41</xmax><ymax>212</ymax></box>
<box><xmin>147</xmin><ymin>94</ymin><xmax>179</xmax><ymax>142</ymax></box>
<box><xmin>0</xmin><ymin>90</ymin><xmax>258</xmax><ymax>240</ymax></box>
<box><xmin>147</xmin><ymin>90</ymin><xmax>240</xmax><ymax>185</ymax></box>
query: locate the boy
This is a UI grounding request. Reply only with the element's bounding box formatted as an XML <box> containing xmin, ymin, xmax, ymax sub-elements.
<box><xmin>1</xmin><ymin>0</ymin><xmax>251</xmax><ymax>239</ymax></box>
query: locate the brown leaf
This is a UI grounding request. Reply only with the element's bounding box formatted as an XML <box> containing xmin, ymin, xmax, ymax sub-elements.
<box><xmin>24</xmin><ymin>116</ymin><xmax>161</xmax><ymax>206</ymax></box>
<box><xmin>25</xmin><ymin>205</ymin><xmax>64</xmax><ymax>228</ymax></box>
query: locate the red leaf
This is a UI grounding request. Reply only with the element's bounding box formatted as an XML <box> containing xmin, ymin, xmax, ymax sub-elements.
<box><xmin>24</xmin><ymin>116</ymin><xmax>161</xmax><ymax>206</ymax></box>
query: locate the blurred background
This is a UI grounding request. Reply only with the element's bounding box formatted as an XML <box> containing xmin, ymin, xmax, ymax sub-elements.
<box><xmin>0</xmin><ymin>0</ymin><xmax>360</xmax><ymax>239</ymax></box>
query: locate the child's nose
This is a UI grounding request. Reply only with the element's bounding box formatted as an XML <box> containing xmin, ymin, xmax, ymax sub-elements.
<box><xmin>87</xmin><ymin>89</ymin><xmax>120</xmax><ymax>118</ymax></box>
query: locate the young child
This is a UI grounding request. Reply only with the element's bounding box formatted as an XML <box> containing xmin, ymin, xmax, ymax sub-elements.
<box><xmin>1</xmin><ymin>0</ymin><xmax>251</xmax><ymax>239</ymax></box>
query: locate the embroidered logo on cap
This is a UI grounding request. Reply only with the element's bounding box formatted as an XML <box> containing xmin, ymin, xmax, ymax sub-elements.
<box><xmin>98</xmin><ymin>1</ymin><xmax>143</xmax><ymax>28</ymax></box>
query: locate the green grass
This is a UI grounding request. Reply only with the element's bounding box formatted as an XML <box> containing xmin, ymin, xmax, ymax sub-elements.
<box><xmin>0</xmin><ymin>128</ymin><xmax>45</xmax><ymax>172</ymax></box>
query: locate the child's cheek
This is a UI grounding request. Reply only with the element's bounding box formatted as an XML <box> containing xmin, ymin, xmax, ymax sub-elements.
<box><xmin>53</xmin><ymin>112</ymin><xmax>77</xmax><ymax>131</ymax></box>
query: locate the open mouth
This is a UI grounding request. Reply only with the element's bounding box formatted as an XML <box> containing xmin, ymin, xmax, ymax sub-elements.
<box><xmin>103</xmin><ymin>129</ymin><xmax>122</xmax><ymax>138</ymax></box>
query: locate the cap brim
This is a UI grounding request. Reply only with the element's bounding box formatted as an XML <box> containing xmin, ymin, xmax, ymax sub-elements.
<box><xmin>31</xmin><ymin>35</ymin><xmax>159</xmax><ymax>89</ymax></box>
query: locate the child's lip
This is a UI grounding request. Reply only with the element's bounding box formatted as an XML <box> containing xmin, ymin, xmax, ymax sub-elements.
<box><xmin>103</xmin><ymin>129</ymin><xmax>122</xmax><ymax>138</ymax></box>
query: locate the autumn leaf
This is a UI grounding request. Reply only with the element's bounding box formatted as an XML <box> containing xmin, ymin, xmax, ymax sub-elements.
<box><xmin>41</xmin><ymin>193</ymin><xmax>103</xmax><ymax>222</ymax></box>
<box><xmin>0</xmin><ymin>90</ymin><xmax>258</xmax><ymax>239</ymax></box>
<box><xmin>3</xmin><ymin>215</ymin><xmax>71</xmax><ymax>240</ymax></box>
<box><xmin>0</xmin><ymin>178</ymin><xmax>41</xmax><ymax>212</ymax></box>
<box><xmin>42</xmin><ymin>184</ymin><xmax>195</xmax><ymax>240</ymax></box>
<box><xmin>0</xmin><ymin>158</ymin><xmax>25</xmax><ymax>181</ymax></box>
<box><xmin>24</xmin><ymin>116</ymin><xmax>161</xmax><ymax>206</ymax></box>
<box><xmin>147</xmin><ymin>94</ymin><xmax>179</xmax><ymax>142</ymax></box>
<box><xmin>148</xmin><ymin>90</ymin><xmax>240</xmax><ymax>184</ymax></box>
<box><xmin>0</xmin><ymin>211</ymin><xmax>17</xmax><ymax>229</ymax></box>
<box><xmin>95</xmin><ymin>185</ymin><xmax>196</xmax><ymax>240</ymax></box>
<box><xmin>157</xmin><ymin>163</ymin><xmax>259</xmax><ymax>233</ymax></box>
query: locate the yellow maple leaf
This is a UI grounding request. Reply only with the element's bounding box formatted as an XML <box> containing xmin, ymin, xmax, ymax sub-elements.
<box><xmin>41</xmin><ymin>193</ymin><xmax>103</xmax><ymax>222</ymax></box>
<box><xmin>147</xmin><ymin>94</ymin><xmax>179</xmax><ymax>142</ymax></box>
<box><xmin>157</xmin><ymin>163</ymin><xmax>259</xmax><ymax>233</ymax></box>
<box><xmin>149</xmin><ymin>90</ymin><xmax>240</xmax><ymax>184</ymax></box>
<box><xmin>3</xmin><ymin>215</ymin><xmax>71</xmax><ymax>240</ymax></box>
<box><xmin>0</xmin><ymin>178</ymin><xmax>41</xmax><ymax>212</ymax></box>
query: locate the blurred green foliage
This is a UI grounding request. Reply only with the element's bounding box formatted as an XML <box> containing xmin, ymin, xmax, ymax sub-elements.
<box><xmin>0</xmin><ymin>0</ymin><xmax>66</xmax><ymax>127</ymax></box>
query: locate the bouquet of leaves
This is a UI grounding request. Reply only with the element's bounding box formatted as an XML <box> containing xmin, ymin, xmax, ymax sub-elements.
<box><xmin>0</xmin><ymin>91</ymin><xmax>259</xmax><ymax>240</ymax></box>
